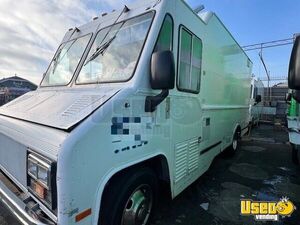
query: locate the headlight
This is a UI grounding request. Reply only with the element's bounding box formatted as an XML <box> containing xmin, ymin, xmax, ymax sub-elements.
<box><xmin>27</xmin><ymin>153</ymin><xmax>57</xmax><ymax>210</ymax></box>
<box><xmin>28</xmin><ymin>157</ymin><xmax>38</xmax><ymax>178</ymax></box>
<box><xmin>37</xmin><ymin>165</ymin><xmax>49</xmax><ymax>186</ymax></box>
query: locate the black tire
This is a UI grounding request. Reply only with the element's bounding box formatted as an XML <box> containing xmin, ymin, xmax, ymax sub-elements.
<box><xmin>224</xmin><ymin>130</ymin><xmax>240</xmax><ymax>156</ymax></box>
<box><xmin>100</xmin><ymin>167</ymin><xmax>158</xmax><ymax>225</ymax></box>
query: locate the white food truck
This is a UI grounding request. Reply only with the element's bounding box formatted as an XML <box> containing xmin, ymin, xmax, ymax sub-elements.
<box><xmin>0</xmin><ymin>0</ymin><xmax>252</xmax><ymax>225</ymax></box>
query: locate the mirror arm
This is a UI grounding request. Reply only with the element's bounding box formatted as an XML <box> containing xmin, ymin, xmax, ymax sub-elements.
<box><xmin>145</xmin><ymin>89</ymin><xmax>169</xmax><ymax>113</ymax></box>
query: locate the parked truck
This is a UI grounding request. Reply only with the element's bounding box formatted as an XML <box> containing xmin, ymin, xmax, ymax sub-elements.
<box><xmin>287</xmin><ymin>34</ymin><xmax>300</xmax><ymax>164</ymax></box>
<box><xmin>0</xmin><ymin>0</ymin><xmax>252</xmax><ymax>225</ymax></box>
<box><xmin>249</xmin><ymin>77</ymin><xmax>264</xmax><ymax>126</ymax></box>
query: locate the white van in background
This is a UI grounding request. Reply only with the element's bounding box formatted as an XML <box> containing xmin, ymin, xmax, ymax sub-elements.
<box><xmin>0</xmin><ymin>0</ymin><xmax>252</xmax><ymax>225</ymax></box>
<box><xmin>249</xmin><ymin>77</ymin><xmax>264</xmax><ymax>126</ymax></box>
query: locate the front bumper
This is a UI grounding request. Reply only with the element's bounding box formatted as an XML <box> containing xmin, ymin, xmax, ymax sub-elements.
<box><xmin>0</xmin><ymin>171</ymin><xmax>56</xmax><ymax>225</ymax></box>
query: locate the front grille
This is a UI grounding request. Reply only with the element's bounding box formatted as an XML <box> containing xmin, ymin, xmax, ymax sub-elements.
<box><xmin>0</xmin><ymin>133</ymin><xmax>27</xmax><ymax>187</ymax></box>
<box><xmin>0</xmin><ymin>169</ymin><xmax>24</xmax><ymax>197</ymax></box>
<box><xmin>0</xmin><ymin>169</ymin><xmax>56</xmax><ymax>224</ymax></box>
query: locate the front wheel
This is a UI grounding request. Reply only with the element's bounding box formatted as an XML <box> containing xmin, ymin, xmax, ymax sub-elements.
<box><xmin>100</xmin><ymin>168</ymin><xmax>158</xmax><ymax>225</ymax></box>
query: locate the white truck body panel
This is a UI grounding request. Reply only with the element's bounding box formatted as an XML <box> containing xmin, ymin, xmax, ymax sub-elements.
<box><xmin>250</xmin><ymin>78</ymin><xmax>264</xmax><ymax>124</ymax></box>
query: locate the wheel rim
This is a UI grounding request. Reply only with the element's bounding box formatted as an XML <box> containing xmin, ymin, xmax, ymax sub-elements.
<box><xmin>121</xmin><ymin>184</ymin><xmax>153</xmax><ymax>225</ymax></box>
<box><xmin>232</xmin><ymin>138</ymin><xmax>238</xmax><ymax>150</ymax></box>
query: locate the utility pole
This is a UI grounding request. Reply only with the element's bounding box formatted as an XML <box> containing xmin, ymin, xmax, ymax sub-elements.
<box><xmin>258</xmin><ymin>49</ymin><xmax>271</xmax><ymax>103</ymax></box>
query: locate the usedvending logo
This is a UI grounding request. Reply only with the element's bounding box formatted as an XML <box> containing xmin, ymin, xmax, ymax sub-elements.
<box><xmin>241</xmin><ymin>197</ymin><xmax>296</xmax><ymax>221</ymax></box>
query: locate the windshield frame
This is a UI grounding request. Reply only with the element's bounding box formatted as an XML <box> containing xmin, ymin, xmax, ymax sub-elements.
<box><xmin>40</xmin><ymin>33</ymin><xmax>93</xmax><ymax>87</ymax></box>
<box><xmin>75</xmin><ymin>10</ymin><xmax>156</xmax><ymax>86</ymax></box>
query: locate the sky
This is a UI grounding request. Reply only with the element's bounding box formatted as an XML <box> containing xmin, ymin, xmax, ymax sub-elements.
<box><xmin>0</xmin><ymin>0</ymin><xmax>299</xmax><ymax>85</ymax></box>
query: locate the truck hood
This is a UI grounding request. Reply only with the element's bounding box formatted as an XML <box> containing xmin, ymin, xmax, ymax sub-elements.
<box><xmin>0</xmin><ymin>88</ymin><xmax>119</xmax><ymax>131</ymax></box>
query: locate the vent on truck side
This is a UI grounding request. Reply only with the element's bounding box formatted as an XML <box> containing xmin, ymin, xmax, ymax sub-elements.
<box><xmin>188</xmin><ymin>139</ymin><xmax>200</xmax><ymax>172</ymax></box>
<box><xmin>174</xmin><ymin>137</ymin><xmax>200</xmax><ymax>184</ymax></box>
<box><xmin>174</xmin><ymin>142</ymin><xmax>188</xmax><ymax>183</ymax></box>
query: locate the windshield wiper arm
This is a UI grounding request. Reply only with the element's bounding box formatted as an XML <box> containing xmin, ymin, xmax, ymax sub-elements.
<box><xmin>84</xmin><ymin>35</ymin><xmax>116</xmax><ymax>66</ymax></box>
<box><xmin>52</xmin><ymin>49</ymin><xmax>62</xmax><ymax>74</ymax></box>
<box><xmin>51</xmin><ymin>28</ymin><xmax>80</xmax><ymax>74</ymax></box>
<box><xmin>84</xmin><ymin>5</ymin><xmax>130</xmax><ymax>66</ymax></box>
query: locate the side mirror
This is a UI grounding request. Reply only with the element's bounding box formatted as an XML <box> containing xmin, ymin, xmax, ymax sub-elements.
<box><xmin>255</xmin><ymin>95</ymin><xmax>262</xmax><ymax>103</ymax></box>
<box><xmin>150</xmin><ymin>51</ymin><xmax>175</xmax><ymax>90</ymax></box>
<box><xmin>288</xmin><ymin>35</ymin><xmax>300</xmax><ymax>90</ymax></box>
<box><xmin>145</xmin><ymin>51</ymin><xmax>175</xmax><ymax>113</ymax></box>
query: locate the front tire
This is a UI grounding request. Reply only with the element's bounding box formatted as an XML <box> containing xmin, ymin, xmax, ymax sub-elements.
<box><xmin>100</xmin><ymin>168</ymin><xmax>158</xmax><ymax>225</ymax></box>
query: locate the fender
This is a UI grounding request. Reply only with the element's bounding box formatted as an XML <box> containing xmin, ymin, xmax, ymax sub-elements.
<box><xmin>92</xmin><ymin>152</ymin><xmax>171</xmax><ymax>225</ymax></box>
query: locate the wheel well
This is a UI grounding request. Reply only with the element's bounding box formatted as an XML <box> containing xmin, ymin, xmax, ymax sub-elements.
<box><xmin>236</xmin><ymin>125</ymin><xmax>242</xmax><ymax>138</ymax></box>
<box><xmin>105</xmin><ymin>155</ymin><xmax>170</xmax><ymax>183</ymax></box>
<box><xmin>99</xmin><ymin>155</ymin><xmax>171</xmax><ymax>221</ymax></box>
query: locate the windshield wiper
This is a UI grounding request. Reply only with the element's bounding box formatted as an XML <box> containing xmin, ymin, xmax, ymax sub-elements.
<box><xmin>51</xmin><ymin>28</ymin><xmax>80</xmax><ymax>74</ymax></box>
<box><xmin>52</xmin><ymin>39</ymin><xmax>77</xmax><ymax>74</ymax></box>
<box><xmin>52</xmin><ymin>49</ymin><xmax>62</xmax><ymax>74</ymax></box>
<box><xmin>84</xmin><ymin>5</ymin><xmax>130</xmax><ymax>66</ymax></box>
<box><xmin>84</xmin><ymin>35</ymin><xmax>116</xmax><ymax>66</ymax></box>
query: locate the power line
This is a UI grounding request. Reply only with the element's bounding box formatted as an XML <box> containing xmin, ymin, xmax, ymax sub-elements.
<box><xmin>242</xmin><ymin>37</ymin><xmax>294</xmax><ymax>51</ymax></box>
<box><xmin>244</xmin><ymin>35</ymin><xmax>295</xmax><ymax>99</ymax></box>
<box><xmin>259</xmin><ymin>76</ymin><xmax>287</xmax><ymax>81</ymax></box>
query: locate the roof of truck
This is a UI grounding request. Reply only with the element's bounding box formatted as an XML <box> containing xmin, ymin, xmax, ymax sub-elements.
<box><xmin>65</xmin><ymin>0</ymin><xmax>158</xmax><ymax>40</ymax></box>
<box><xmin>63</xmin><ymin>0</ymin><xmax>251</xmax><ymax>63</ymax></box>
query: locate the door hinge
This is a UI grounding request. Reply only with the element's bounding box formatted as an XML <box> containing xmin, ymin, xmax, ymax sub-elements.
<box><xmin>166</xmin><ymin>97</ymin><xmax>170</xmax><ymax>119</ymax></box>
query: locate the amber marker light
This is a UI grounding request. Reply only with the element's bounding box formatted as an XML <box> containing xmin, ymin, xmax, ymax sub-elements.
<box><xmin>34</xmin><ymin>181</ymin><xmax>46</xmax><ymax>200</ymax></box>
<box><xmin>75</xmin><ymin>208</ymin><xmax>92</xmax><ymax>223</ymax></box>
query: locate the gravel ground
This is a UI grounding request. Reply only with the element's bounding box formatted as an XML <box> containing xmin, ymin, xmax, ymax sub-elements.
<box><xmin>1</xmin><ymin>124</ymin><xmax>299</xmax><ymax>225</ymax></box>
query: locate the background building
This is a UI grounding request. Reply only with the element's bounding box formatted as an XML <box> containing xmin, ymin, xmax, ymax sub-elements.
<box><xmin>0</xmin><ymin>76</ymin><xmax>37</xmax><ymax>106</ymax></box>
